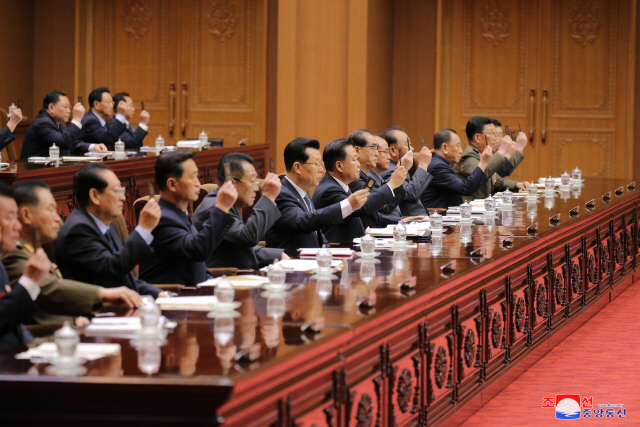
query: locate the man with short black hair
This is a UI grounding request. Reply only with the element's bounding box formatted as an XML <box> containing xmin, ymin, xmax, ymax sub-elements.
<box><xmin>21</xmin><ymin>90</ymin><xmax>106</xmax><ymax>159</ymax></box>
<box><xmin>55</xmin><ymin>163</ymin><xmax>164</xmax><ymax>297</ymax></box>
<box><xmin>0</xmin><ymin>182</ymin><xmax>51</xmax><ymax>350</ymax></box>
<box><xmin>108</xmin><ymin>92</ymin><xmax>149</xmax><ymax>148</ymax></box>
<box><xmin>490</xmin><ymin>118</ymin><xmax>526</xmax><ymax>177</ymax></box>
<box><xmin>420</xmin><ymin>128</ymin><xmax>492</xmax><ymax>209</ymax></box>
<box><xmin>453</xmin><ymin>116</ymin><xmax>528</xmax><ymax>200</ymax></box>
<box><xmin>312</xmin><ymin>138</ymin><xmax>406</xmax><ymax>243</ymax></box>
<box><xmin>193</xmin><ymin>152</ymin><xmax>286</xmax><ymax>270</ymax></box>
<box><xmin>80</xmin><ymin>87</ymin><xmax>128</xmax><ymax>151</ymax></box>
<box><xmin>138</xmin><ymin>151</ymin><xmax>237</xmax><ymax>286</ymax></box>
<box><xmin>266</xmin><ymin>137</ymin><xmax>369</xmax><ymax>256</ymax></box>
<box><xmin>379</xmin><ymin>127</ymin><xmax>433</xmax><ymax>217</ymax></box>
<box><xmin>3</xmin><ymin>181</ymin><xmax>142</xmax><ymax>326</ymax></box>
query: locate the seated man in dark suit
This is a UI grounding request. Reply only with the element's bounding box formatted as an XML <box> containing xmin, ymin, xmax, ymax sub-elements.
<box><xmin>138</xmin><ymin>151</ymin><xmax>237</xmax><ymax>286</ymax></box>
<box><xmin>0</xmin><ymin>182</ymin><xmax>51</xmax><ymax>350</ymax></box>
<box><xmin>20</xmin><ymin>90</ymin><xmax>107</xmax><ymax>159</ymax></box>
<box><xmin>347</xmin><ymin>129</ymin><xmax>406</xmax><ymax>228</ymax></box>
<box><xmin>266</xmin><ymin>137</ymin><xmax>369</xmax><ymax>257</ymax></box>
<box><xmin>55</xmin><ymin>163</ymin><xmax>164</xmax><ymax>298</ymax></box>
<box><xmin>420</xmin><ymin>128</ymin><xmax>492</xmax><ymax>209</ymax></box>
<box><xmin>311</xmin><ymin>138</ymin><xmax>407</xmax><ymax>243</ymax></box>
<box><xmin>0</xmin><ymin>107</ymin><xmax>22</xmax><ymax>152</ymax></box>
<box><xmin>193</xmin><ymin>152</ymin><xmax>286</xmax><ymax>270</ymax></box>
<box><xmin>379</xmin><ymin>127</ymin><xmax>433</xmax><ymax>217</ymax></box>
<box><xmin>80</xmin><ymin>87</ymin><xmax>128</xmax><ymax>151</ymax></box>
<box><xmin>108</xmin><ymin>92</ymin><xmax>149</xmax><ymax>149</ymax></box>
<box><xmin>3</xmin><ymin>181</ymin><xmax>141</xmax><ymax>326</ymax></box>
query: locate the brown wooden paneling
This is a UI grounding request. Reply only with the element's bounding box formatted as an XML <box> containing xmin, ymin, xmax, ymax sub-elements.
<box><xmin>0</xmin><ymin>0</ymin><xmax>34</xmax><ymax>118</ymax></box>
<box><xmin>392</xmin><ymin>0</ymin><xmax>438</xmax><ymax>145</ymax></box>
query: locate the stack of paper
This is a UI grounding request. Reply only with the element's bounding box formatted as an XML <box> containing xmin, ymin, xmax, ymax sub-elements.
<box><xmin>367</xmin><ymin>222</ymin><xmax>429</xmax><ymax>237</ymax></box>
<box><xmin>16</xmin><ymin>343</ymin><xmax>121</xmax><ymax>362</ymax></box>
<box><xmin>197</xmin><ymin>274</ymin><xmax>269</xmax><ymax>288</ymax></box>
<box><xmin>260</xmin><ymin>259</ymin><xmax>343</xmax><ymax>272</ymax></box>
<box><xmin>84</xmin><ymin>316</ymin><xmax>176</xmax><ymax>336</ymax></box>
<box><xmin>299</xmin><ymin>248</ymin><xmax>355</xmax><ymax>258</ymax></box>
<box><xmin>353</xmin><ymin>237</ymin><xmax>418</xmax><ymax>249</ymax></box>
<box><xmin>155</xmin><ymin>295</ymin><xmax>219</xmax><ymax>311</ymax></box>
<box><xmin>84</xmin><ymin>152</ymin><xmax>111</xmax><ymax>157</ymax></box>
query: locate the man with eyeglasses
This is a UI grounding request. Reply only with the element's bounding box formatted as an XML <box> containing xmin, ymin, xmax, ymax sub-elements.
<box><xmin>312</xmin><ymin>137</ymin><xmax>407</xmax><ymax>243</ymax></box>
<box><xmin>192</xmin><ymin>152</ymin><xmax>287</xmax><ymax>270</ymax></box>
<box><xmin>20</xmin><ymin>90</ymin><xmax>107</xmax><ymax>159</ymax></box>
<box><xmin>379</xmin><ymin>126</ymin><xmax>433</xmax><ymax>217</ymax></box>
<box><xmin>453</xmin><ymin>116</ymin><xmax>529</xmax><ymax>201</ymax></box>
<box><xmin>266</xmin><ymin>137</ymin><xmax>370</xmax><ymax>257</ymax></box>
<box><xmin>347</xmin><ymin>129</ymin><xmax>407</xmax><ymax>229</ymax></box>
<box><xmin>80</xmin><ymin>87</ymin><xmax>128</xmax><ymax>151</ymax></box>
<box><xmin>491</xmin><ymin>118</ymin><xmax>527</xmax><ymax>178</ymax></box>
<box><xmin>108</xmin><ymin>92</ymin><xmax>150</xmax><ymax>149</ymax></box>
<box><xmin>56</xmin><ymin>163</ymin><xmax>165</xmax><ymax>297</ymax></box>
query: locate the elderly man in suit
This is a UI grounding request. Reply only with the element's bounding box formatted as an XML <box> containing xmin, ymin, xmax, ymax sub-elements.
<box><xmin>193</xmin><ymin>152</ymin><xmax>287</xmax><ymax>270</ymax></box>
<box><xmin>420</xmin><ymin>128</ymin><xmax>493</xmax><ymax>209</ymax></box>
<box><xmin>80</xmin><ymin>87</ymin><xmax>128</xmax><ymax>151</ymax></box>
<box><xmin>55</xmin><ymin>163</ymin><xmax>164</xmax><ymax>297</ymax></box>
<box><xmin>3</xmin><ymin>181</ymin><xmax>141</xmax><ymax>326</ymax></box>
<box><xmin>453</xmin><ymin>116</ymin><xmax>528</xmax><ymax>201</ymax></box>
<box><xmin>379</xmin><ymin>127</ymin><xmax>433</xmax><ymax>217</ymax></box>
<box><xmin>491</xmin><ymin>118</ymin><xmax>526</xmax><ymax>178</ymax></box>
<box><xmin>266</xmin><ymin>137</ymin><xmax>369</xmax><ymax>257</ymax></box>
<box><xmin>0</xmin><ymin>107</ymin><xmax>22</xmax><ymax>152</ymax></box>
<box><xmin>347</xmin><ymin>129</ymin><xmax>407</xmax><ymax>228</ymax></box>
<box><xmin>20</xmin><ymin>90</ymin><xmax>107</xmax><ymax>159</ymax></box>
<box><xmin>0</xmin><ymin>182</ymin><xmax>51</xmax><ymax>350</ymax></box>
<box><xmin>138</xmin><ymin>151</ymin><xmax>237</xmax><ymax>286</ymax></box>
<box><xmin>108</xmin><ymin>92</ymin><xmax>149</xmax><ymax>149</ymax></box>
<box><xmin>311</xmin><ymin>138</ymin><xmax>407</xmax><ymax>243</ymax></box>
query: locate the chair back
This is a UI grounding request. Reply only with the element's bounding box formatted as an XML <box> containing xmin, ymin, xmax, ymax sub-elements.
<box><xmin>133</xmin><ymin>195</ymin><xmax>160</xmax><ymax>226</ymax></box>
<box><xmin>112</xmin><ymin>213</ymin><xmax>130</xmax><ymax>242</ymax></box>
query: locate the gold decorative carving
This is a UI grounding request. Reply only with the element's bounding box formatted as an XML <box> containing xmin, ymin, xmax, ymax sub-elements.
<box><xmin>207</xmin><ymin>0</ymin><xmax>238</xmax><ymax>41</ymax></box>
<box><xmin>569</xmin><ymin>0</ymin><xmax>601</xmax><ymax>46</ymax></box>
<box><xmin>122</xmin><ymin>0</ymin><xmax>152</xmax><ymax>40</ymax></box>
<box><xmin>480</xmin><ymin>0</ymin><xmax>511</xmax><ymax>46</ymax></box>
<box><xmin>463</xmin><ymin>0</ymin><xmax>527</xmax><ymax>115</ymax></box>
<box><xmin>552</xmin><ymin>1</ymin><xmax>616</xmax><ymax>117</ymax></box>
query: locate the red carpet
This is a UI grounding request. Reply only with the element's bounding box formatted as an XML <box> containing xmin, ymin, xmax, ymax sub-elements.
<box><xmin>458</xmin><ymin>281</ymin><xmax>640</xmax><ymax>426</ymax></box>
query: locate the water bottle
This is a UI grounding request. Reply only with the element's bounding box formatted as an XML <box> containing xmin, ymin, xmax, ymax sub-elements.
<box><xmin>199</xmin><ymin>130</ymin><xmax>208</xmax><ymax>146</ymax></box>
<box><xmin>316</xmin><ymin>246</ymin><xmax>333</xmax><ymax>271</ymax></box>
<box><xmin>54</xmin><ymin>320</ymin><xmax>79</xmax><ymax>360</ymax></box>
<box><xmin>214</xmin><ymin>275</ymin><xmax>235</xmax><ymax>304</ymax></box>
<box><xmin>155</xmin><ymin>134</ymin><xmax>165</xmax><ymax>150</ymax></box>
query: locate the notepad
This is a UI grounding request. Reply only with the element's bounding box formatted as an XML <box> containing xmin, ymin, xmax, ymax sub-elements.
<box><xmin>260</xmin><ymin>259</ymin><xmax>343</xmax><ymax>272</ymax></box>
<box><xmin>298</xmin><ymin>248</ymin><xmax>355</xmax><ymax>258</ymax></box>
<box><xmin>155</xmin><ymin>295</ymin><xmax>219</xmax><ymax>311</ymax></box>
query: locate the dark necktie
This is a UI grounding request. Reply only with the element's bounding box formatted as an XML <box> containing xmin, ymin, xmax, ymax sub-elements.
<box><xmin>303</xmin><ymin>194</ymin><xmax>322</xmax><ymax>244</ymax></box>
<box><xmin>103</xmin><ymin>124</ymin><xmax>108</xmax><ymax>132</ymax></box>
<box><xmin>104</xmin><ymin>228</ymin><xmax>139</xmax><ymax>292</ymax></box>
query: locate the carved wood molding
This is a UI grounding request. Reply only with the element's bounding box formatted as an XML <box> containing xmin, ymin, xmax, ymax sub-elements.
<box><xmin>463</xmin><ymin>0</ymin><xmax>527</xmax><ymax>114</ymax></box>
<box><xmin>552</xmin><ymin>0</ymin><xmax>616</xmax><ymax>117</ymax></box>
<box><xmin>207</xmin><ymin>0</ymin><xmax>238</xmax><ymax>41</ymax></box>
<box><xmin>569</xmin><ymin>0</ymin><xmax>601</xmax><ymax>46</ymax></box>
<box><xmin>550</xmin><ymin>130</ymin><xmax>613</xmax><ymax>178</ymax></box>
<box><xmin>122</xmin><ymin>0</ymin><xmax>152</xmax><ymax>40</ymax></box>
<box><xmin>480</xmin><ymin>0</ymin><xmax>511</xmax><ymax>45</ymax></box>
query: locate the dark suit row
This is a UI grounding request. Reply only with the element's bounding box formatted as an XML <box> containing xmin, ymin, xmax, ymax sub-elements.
<box><xmin>20</xmin><ymin>111</ymin><xmax>129</xmax><ymax>159</ymax></box>
<box><xmin>20</xmin><ymin>111</ymin><xmax>93</xmax><ymax>159</ymax></box>
<box><xmin>0</xmin><ymin>125</ymin><xmax>16</xmax><ymax>153</ymax></box>
<box><xmin>139</xmin><ymin>197</ymin><xmax>233</xmax><ymax>287</ymax></box>
<box><xmin>266</xmin><ymin>178</ymin><xmax>339</xmax><ymax>257</ymax></box>
<box><xmin>420</xmin><ymin>153</ymin><xmax>488</xmax><ymax>209</ymax></box>
<box><xmin>192</xmin><ymin>189</ymin><xmax>283</xmax><ymax>270</ymax></box>
<box><xmin>107</xmin><ymin>118</ymin><xmax>147</xmax><ymax>149</ymax></box>
<box><xmin>312</xmin><ymin>172</ymin><xmax>401</xmax><ymax>243</ymax></box>
<box><xmin>380</xmin><ymin>160</ymin><xmax>431</xmax><ymax>216</ymax></box>
<box><xmin>348</xmin><ymin>170</ymin><xmax>406</xmax><ymax>229</ymax></box>
<box><xmin>55</xmin><ymin>207</ymin><xmax>161</xmax><ymax>298</ymax></box>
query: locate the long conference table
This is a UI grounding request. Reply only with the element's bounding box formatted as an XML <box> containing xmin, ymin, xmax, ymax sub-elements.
<box><xmin>0</xmin><ymin>151</ymin><xmax>637</xmax><ymax>426</ymax></box>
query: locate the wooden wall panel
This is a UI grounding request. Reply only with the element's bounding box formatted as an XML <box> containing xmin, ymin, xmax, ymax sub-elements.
<box><xmin>33</xmin><ymin>0</ymin><xmax>75</xmax><ymax>117</ymax></box>
<box><xmin>0</xmin><ymin>0</ymin><xmax>33</xmax><ymax>118</ymax></box>
<box><xmin>391</xmin><ymin>0</ymin><xmax>438</xmax><ymax>146</ymax></box>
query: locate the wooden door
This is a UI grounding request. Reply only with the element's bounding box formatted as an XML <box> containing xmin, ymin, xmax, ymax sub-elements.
<box><xmin>535</xmin><ymin>0</ymin><xmax>634</xmax><ymax>180</ymax></box>
<box><xmin>177</xmin><ymin>0</ymin><xmax>267</xmax><ymax>146</ymax></box>
<box><xmin>92</xmin><ymin>0</ymin><xmax>181</xmax><ymax>145</ymax></box>
<box><xmin>438</xmin><ymin>0</ymin><xmax>635</xmax><ymax>182</ymax></box>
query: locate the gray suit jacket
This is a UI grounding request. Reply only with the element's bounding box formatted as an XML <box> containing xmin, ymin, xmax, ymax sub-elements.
<box><xmin>192</xmin><ymin>190</ymin><xmax>283</xmax><ymax>270</ymax></box>
<box><xmin>380</xmin><ymin>161</ymin><xmax>431</xmax><ymax>216</ymax></box>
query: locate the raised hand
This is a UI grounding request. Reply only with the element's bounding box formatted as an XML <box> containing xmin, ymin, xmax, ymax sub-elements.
<box><xmin>516</xmin><ymin>132</ymin><xmax>528</xmax><ymax>152</ymax></box>
<box><xmin>72</xmin><ymin>103</ymin><xmax>85</xmax><ymax>122</ymax></box>
<box><xmin>23</xmin><ymin>248</ymin><xmax>51</xmax><ymax>284</ymax></box>
<box><xmin>417</xmin><ymin>146</ymin><xmax>432</xmax><ymax>170</ymax></box>
<box><xmin>138</xmin><ymin>196</ymin><xmax>162</xmax><ymax>233</ymax></box>
<box><xmin>400</xmin><ymin>146</ymin><xmax>414</xmax><ymax>169</ymax></box>
<box><xmin>7</xmin><ymin>108</ymin><xmax>22</xmax><ymax>132</ymax></box>
<box><xmin>261</xmin><ymin>172</ymin><xmax>282</xmax><ymax>202</ymax></box>
<box><xmin>388</xmin><ymin>165</ymin><xmax>408</xmax><ymax>189</ymax></box>
<box><xmin>478</xmin><ymin>146</ymin><xmax>493</xmax><ymax>171</ymax></box>
<box><xmin>215</xmin><ymin>180</ymin><xmax>238</xmax><ymax>213</ymax></box>
<box><xmin>348</xmin><ymin>189</ymin><xmax>369</xmax><ymax>210</ymax></box>
<box><xmin>139</xmin><ymin>110</ymin><xmax>150</xmax><ymax>126</ymax></box>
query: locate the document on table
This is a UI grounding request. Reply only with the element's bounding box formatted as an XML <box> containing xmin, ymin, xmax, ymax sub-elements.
<box><xmin>197</xmin><ymin>274</ymin><xmax>269</xmax><ymax>288</ymax></box>
<box><xmin>260</xmin><ymin>259</ymin><xmax>343</xmax><ymax>272</ymax></box>
<box><xmin>84</xmin><ymin>316</ymin><xmax>177</xmax><ymax>335</ymax></box>
<box><xmin>155</xmin><ymin>295</ymin><xmax>219</xmax><ymax>311</ymax></box>
<box><xmin>353</xmin><ymin>237</ymin><xmax>418</xmax><ymax>249</ymax></box>
<box><xmin>298</xmin><ymin>248</ymin><xmax>355</xmax><ymax>258</ymax></box>
<box><xmin>16</xmin><ymin>343</ymin><xmax>121</xmax><ymax>361</ymax></box>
